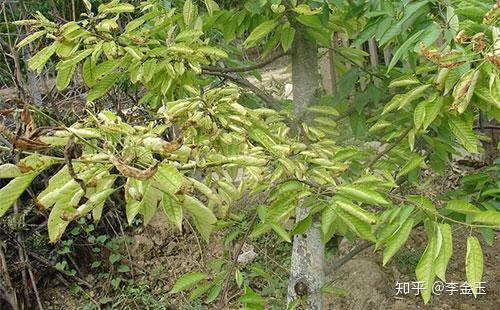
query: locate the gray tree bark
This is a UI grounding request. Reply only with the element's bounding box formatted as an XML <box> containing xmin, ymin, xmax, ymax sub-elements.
<box><xmin>23</xmin><ymin>48</ymin><xmax>43</xmax><ymax>106</ymax></box>
<box><xmin>287</xmin><ymin>25</ymin><xmax>324</xmax><ymax>309</ymax></box>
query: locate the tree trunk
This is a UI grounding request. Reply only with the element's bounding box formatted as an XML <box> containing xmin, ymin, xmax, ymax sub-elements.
<box><xmin>287</xmin><ymin>25</ymin><xmax>324</xmax><ymax>309</ymax></box>
<box><xmin>291</xmin><ymin>26</ymin><xmax>320</xmax><ymax>123</ymax></box>
<box><xmin>383</xmin><ymin>46</ymin><xmax>392</xmax><ymax>66</ymax></box>
<box><xmin>368</xmin><ymin>38</ymin><xmax>379</xmax><ymax>68</ymax></box>
<box><xmin>319</xmin><ymin>34</ymin><xmax>337</xmax><ymax>95</ymax></box>
<box><xmin>24</xmin><ymin>48</ymin><xmax>43</xmax><ymax>106</ymax></box>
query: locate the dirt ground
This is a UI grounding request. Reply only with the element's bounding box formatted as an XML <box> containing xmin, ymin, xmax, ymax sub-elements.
<box><xmin>323</xmin><ymin>228</ymin><xmax>499</xmax><ymax>310</ymax></box>
<box><xmin>37</xmin><ymin>207</ymin><xmax>499</xmax><ymax>310</ymax></box>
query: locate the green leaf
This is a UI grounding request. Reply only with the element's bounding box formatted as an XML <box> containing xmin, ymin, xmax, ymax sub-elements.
<box><xmin>83</xmin><ymin>0</ymin><xmax>91</xmax><ymax>11</ymax></box>
<box><xmin>82</xmin><ymin>58</ymin><xmax>96</xmax><ymax>87</ymax></box>
<box><xmin>453</xmin><ymin>70</ymin><xmax>480</xmax><ymax>114</ymax></box>
<box><xmin>98</xmin><ymin>2</ymin><xmax>134</xmax><ymax>14</ymax></box>
<box><xmin>189</xmin><ymin>282</ymin><xmax>212</xmax><ymax>301</ymax></box>
<box><xmin>94</xmin><ymin>59</ymin><xmax>123</xmax><ymax>78</ymax></box>
<box><xmin>281</xmin><ymin>25</ymin><xmax>295</xmax><ymax>52</ymax></box>
<box><xmin>0</xmin><ymin>172</ymin><xmax>38</xmax><ymax>217</ymax></box>
<box><xmin>117</xmin><ymin>264</ymin><xmax>130</xmax><ymax>273</ymax></box>
<box><xmin>388</xmin><ymin>76</ymin><xmax>420</xmax><ymax>88</ymax></box>
<box><xmin>472</xmin><ymin>211</ymin><xmax>500</xmax><ymax>227</ymax></box>
<box><xmin>48</xmin><ymin>200</ymin><xmax>79</xmax><ymax>242</ymax></box>
<box><xmin>351</xmin><ymin>22</ymin><xmax>376</xmax><ymax>46</ymax></box>
<box><xmin>265</xmin><ymin>194</ymin><xmax>296</xmax><ymax>223</ymax></box>
<box><xmin>379</xmin><ymin>22</ymin><xmax>401</xmax><ymax>46</ymax></box>
<box><xmin>205</xmin><ymin>285</ymin><xmax>221</xmax><ymax>303</ymax></box>
<box><xmin>109</xmin><ymin>254</ymin><xmax>121</xmax><ymax>264</ymax></box>
<box><xmin>415</xmin><ymin>233</ymin><xmax>437</xmax><ymax>304</ymax></box>
<box><xmin>405</xmin><ymin>195</ymin><xmax>435</xmax><ymax>213</ymax></box>
<box><xmin>183</xmin><ymin>195</ymin><xmax>217</xmax><ymax>224</ymax></box>
<box><xmin>0</xmin><ymin>164</ymin><xmax>22</xmax><ymax>178</ymax></box>
<box><xmin>87</xmin><ymin>73</ymin><xmax>120</xmax><ymax>102</ymax></box>
<box><xmin>320</xmin><ymin>285</ymin><xmax>348</xmax><ymax>296</ymax></box>
<box><xmin>28</xmin><ymin>43</ymin><xmax>57</xmax><ymax>74</ymax></box>
<box><xmin>291</xmin><ymin>214</ymin><xmax>312</xmax><ymax>235</ymax></box>
<box><xmin>170</xmin><ymin>272</ymin><xmax>207</xmax><ymax>294</ymax></box>
<box><xmin>235</xmin><ymin>269</ymin><xmax>243</xmax><ymax>288</ymax></box>
<box><xmin>124</xmin><ymin>46</ymin><xmax>143</xmax><ymax>60</ymax></box>
<box><xmin>465</xmin><ymin>236</ymin><xmax>483</xmax><ymax>297</ymax></box>
<box><xmin>376</xmin><ymin>221</ymin><xmax>399</xmax><ymax>250</ymax></box>
<box><xmin>75</xmin><ymin>186</ymin><xmax>115</xmax><ymax>218</ymax></box>
<box><xmin>56</xmin><ymin>65</ymin><xmax>76</xmax><ymax>91</ymax></box>
<box><xmin>434</xmin><ymin>223</ymin><xmax>452</xmax><ymax>282</ymax></box>
<box><xmin>383</xmin><ymin>85</ymin><xmax>431</xmax><ymax>114</ymax></box>
<box><xmin>337</xmin><ymin>185</ymin><xmax>389</xmax><ymax>205</ymax></box>
<box><xmin>414</xmin><ymin>100</ymin><xmax>426</xmax><ymax>130</ymax></box>
<box><xmin>383</xmin><ymin>218</ymin><xmax>414</xmax><ymax>265</ymax></box>
<box><xmin>183</xmin><ymin>0</ymin><xmax>195</xmax><ymax>25</ymax></box>
<box><xmin>334</xmin><ymin>199</ymin><xmax>377</xmax><ymax>224</ymax></box>
<box><xmin>152</xmin><ymin>163</ymin><xmax>185</xmax><ymax>194</ymax></box>
<box><xmin>397</xmin><ymin>154</ymin><xmax>424</xmax><ymax>178</ymax></box>
<box><xmin>308</xmin><ymin>105</ymin><xmax>339</xmax><ymax>116</ymax></box>
<box><xmin>448</xmin><ymin>115</ymin><xmax>478</xmax><ymax>153</ymax></box>
<box><xmin>422</xmin><ymin>95</ymin><xmax>443</xmax><ymax>130</ymax></box>
<box><xmin>296</xmin><ymin>14</ymin><xmax>322</xmax><ymax>29</ymax></box>
<box><xmin>239</xmin><ymin>286</ymin><xmax>265</xmax><ymax>305</ymax></box>
<box><xmin>203</xmin><ymin>0</ymin><xmax>219</xmax><ymax>16</ymax></box>
<box><xmin>270</xmin><ymin>223</ymin><xmax>291</xmax><ymax>243</ymax></box>
<box><xmin>57</xmin><ymin>49</ymin><xmax>93</xmax><ymax>70</ymax></box>
<box><xmin>16</xmin><ymin>30</ymin><xmax>46</xmax><ymax>49</ymax></box>
<box><xmin>197</xmin><ymin>46</ymin><xmax>228</xmax><ymax>59</ymax></box>
<box><xmin>447</xmin><ymin>6</ymin><xmax>459</xmax><ymax>34</ymax></box>
<box><xmin>244</xmin><ymin>20</ymin><xmax>278</xmax><ymax>47</ymax></box>
<box><xmin>336</xmin><ymin>208</ymin><xmax>376</xmax><ymax>242</ymax></box>
<box><xmin>387</xmin><ymin>30</ymin><xmax>424</xmax><ymax>73</ymax></box>
<box><xmin>162</xmin><ymin>194</ymin><xmax>183</xmax><ymax>231</ymax></box>
<box><xmin>445</xmin><ymin>200</ymin><xmax>480</xmax><ymax>215</ymax></box>
<box><xmin>479</xmin><ymin>227</ymin><xmax>494</xmax><ymax>246</ymax></box>
<box><xmin>321</xmin><ymin>204</ymin><xmax>337</xmax><ymax>241</ymax></box>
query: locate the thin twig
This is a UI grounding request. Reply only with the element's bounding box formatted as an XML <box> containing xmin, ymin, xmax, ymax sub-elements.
<box><xmin>0</xmin><ymin>244</ymin><xmax>18</xmax><ymax>309</ymax></box>
<box><xmin>216</xmin><ymin>211</ymin><xmax>259</xmax><ymax>308</ymax></box>
<box><xmin>473</xmin><ymin>125</ymin><xmax>500</xmax><ymax>131</ymax></box>
<box><xmin>25</xmin><ymin>250</ymin><xmax>93</xmax><ymax>288</ymax></box>
<box><xmin>13</xmin><ymin>201</ymin><xmax>31</xmax><ymax>309</ymax></box>
<box><xmin>332</xmin><ymin>106</ymin><xmax>356</xmax><ymax>121</ymax></box>
<box><xmin>25</xmin><ymin>254</ymin><xmax>44</xmax><ymax>310</ymax></box>
<box><xmin>326</xmin><ymin>241</ymin><xmax>373</xmax><ymax>277</ymax></box>
<box><xmin>202</xmin><ymin>52</ymin><xmax>288</xmax><ymax>73</ymax></box>
<box><xmin>64</xmin><ymin>137</ymin><xmax>86</xmax><ymax>193</ymax></box>
<box><xmin>367</xmin><ymin>126</ymin><xmax>412</xmax><ymax>169</ymax></box>
<box><xmin>202</xmin><ymin>70</ymin><xmax>282</xmax><ymax>110</ymax></box>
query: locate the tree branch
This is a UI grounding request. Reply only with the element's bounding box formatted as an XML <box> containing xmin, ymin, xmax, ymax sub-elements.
<box><xmin>217</xmin><ymin>211</ymin><xmax>259</xmax><ymax>308</ymax></box>
<box><xmin>368</xmin><ymin>126</ymin><xmax>412</xmax><ymax>169</ymax></box>
<box><xmin>473</xmin><ymin>125</ymin><xmax>500</xmax><ymax>131</ymax></box>
<box><xmin>332</xmin><ymin>106</ymin><xmax>356</xmax><ymax>121</ymax></box>
<box><xmin>326</xmin><ymin>241</ymin><xmax>373</xmax><ymax>279</ymax></box>
<box><xmin>202</xmin><ymin>51</ymin><xmax>288</xmax><ymax>73</ymax></box>
<box><xmin>202</xmin><ymin>70</ymin><xmax>282</xmax><ymax>110</ymax></box>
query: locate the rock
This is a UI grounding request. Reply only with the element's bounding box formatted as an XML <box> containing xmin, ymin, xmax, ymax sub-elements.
<box><xmin>237</xmin><ymin>243</ymin><xmax>257</xmax><ymax>265</ymax></box>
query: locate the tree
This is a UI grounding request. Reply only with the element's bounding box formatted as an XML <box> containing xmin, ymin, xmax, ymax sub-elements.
<box><xmin>1</xmin><ymin>0</ymin><xmax>499</xmax><ymax>308</ymax></box>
